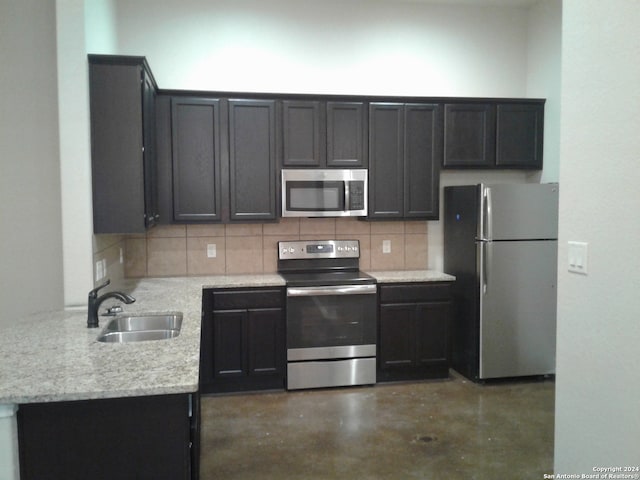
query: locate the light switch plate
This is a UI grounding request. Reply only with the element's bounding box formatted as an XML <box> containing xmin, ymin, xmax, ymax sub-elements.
<box><xmin>568</xmin><ymin>241</ymin><xmax>588</xmax><ymax>275</ymax></box>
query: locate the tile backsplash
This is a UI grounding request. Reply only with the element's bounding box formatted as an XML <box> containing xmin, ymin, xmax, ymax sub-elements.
<box><xmin>123</xmin><ymin>218</ymin><xmax>429</xmax><ymax>278</ymax></box>
<box><xmin>92</xmin><ymin>234</ymin><xmax>127</xmax><ymax>288</ymax></box>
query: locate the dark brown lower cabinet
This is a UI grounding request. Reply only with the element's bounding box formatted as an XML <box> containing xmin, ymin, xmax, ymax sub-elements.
<box><xmin>200</xmin><ymin>288</ymin><xmax>286</xmax><ymax>393</ymax></box>
<box><xmin>378</xmin><ymin>282</ymin><xmax>452</xmax><ymax>382</ymax></box>
<box><xmin>18</xmin><ymin>393</ymin><xmax>199</xmax><ymax>480</ymax></box>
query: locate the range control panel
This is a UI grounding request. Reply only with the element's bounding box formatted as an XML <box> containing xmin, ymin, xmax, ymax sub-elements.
<box><xmin>278</xmin><ymin>240</ymin><xmax>360</xmax><ymax>260</ymax></box>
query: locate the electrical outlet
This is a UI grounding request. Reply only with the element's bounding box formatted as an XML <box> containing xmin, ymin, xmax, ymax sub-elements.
<box><xmin>207</xmin><ymin>244</ymin><xmax>217</xmax><ymax>258</ymax></box>
<box><xmin>382</xmin><ymin>240</ymin><xmax>391</xmax><ymax>254</ymax></box>
<box><xmin>119</xmin><ymin>247</ymin><xmax>124</xmax><ymax>264</ymax></box>
<box><xmin>95</xmin><ymin>260</ymin><xmax>104</xmax><ymax>282</ymax></box>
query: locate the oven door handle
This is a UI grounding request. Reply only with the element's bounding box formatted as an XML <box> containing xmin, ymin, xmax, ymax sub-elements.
<box><xmin>287</xmin><ymin>284</ymin><xmax>377</xmax><ymax>297</ymax></box>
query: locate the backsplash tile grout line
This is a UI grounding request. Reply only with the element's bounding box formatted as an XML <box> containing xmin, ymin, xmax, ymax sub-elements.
<box><xmin>122</xmin><ymin>219</ymin><xmax>429</xmax><ymax>278</ymax></box>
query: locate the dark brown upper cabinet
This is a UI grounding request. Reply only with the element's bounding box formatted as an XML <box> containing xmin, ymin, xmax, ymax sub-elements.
<box><xmin>162</xmin><ymin>97</ymin><xmax>277</xmax><ymax>223</ymax></box>
<box><xmin>443</xmin><ymin>103</ymin><xmax>496</xmax><ymax>168</ymax></box>
<box><xmin>170</xmin><ymin>97</ymin><xmax>222</xmax><ymax>222</ymax></box>
<box><xmin>282</xmin><ymin>100</ymin><xmax>367</xmax><ymax>168</ymax></box>
<box><xmin>89</xmin><ymin>55</ymin><xmax>159</xmax><ymax>234</ymax></box>
<box><xmin>368</xmin><ymin>103</ymin><xmax>442</xmax><ymax>220</ymax></box>
<box><xmin>326</xmin><ymin>101</ymin><xmax>367</xmax><ymax>167</ymax></box>
<box><xmin>228</xmin><ymin>99</ymin><xmax>278</xmax><ymax>221</ymax></box>
<box><xmin>443</xmin><ymin>101</ymin><xmax>544</xmax><ymax>169</ymax></box>
<box><xmin>90</xmin><ymin>55</ymin><xmax>546</xmax><ymax>229</ymax></box>
<box><xmin>496</xmin><ymin>103</ymin><xmax>544</xmax><ymax>168</ymax></box>
<box><xmin>282</xmin><ymin>100</ymin><xmax>323</xmax><ymax>167</ymax></box>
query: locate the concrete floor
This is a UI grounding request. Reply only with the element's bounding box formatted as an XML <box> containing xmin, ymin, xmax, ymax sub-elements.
<box><xmin>200</xmin><ymin>372</ymin><xmax>554</xmax><ymax>479</ymax></box>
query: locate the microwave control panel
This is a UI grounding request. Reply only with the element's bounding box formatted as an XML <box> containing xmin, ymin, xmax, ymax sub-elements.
<box><xmin>348</xmin><ymin>181</ymin><xmax>365</xmax><ymax>210</ymax></box>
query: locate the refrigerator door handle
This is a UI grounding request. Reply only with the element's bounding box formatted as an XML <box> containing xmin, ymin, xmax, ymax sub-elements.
<box><xmin>485</xmin><ymin>186</ymin><xmax>493</xmax><ymax>241</ymax></box>
<box><xmin>484</xmin><ymin>242</ymin><xmax>492</xmax><ymax>294</ymax></box>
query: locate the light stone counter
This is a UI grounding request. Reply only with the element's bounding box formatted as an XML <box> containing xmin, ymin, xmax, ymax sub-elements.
<box><xmin>0</xmin><ymin>271</ymin><xmax>456</xmax><ymax>404</ymax></box>
<box><xmin>0</xmin><ymin>275</ymin><xmax>285</xmax><ymax>404</ymax></box>
<box><xmin>367</xmin><ymin>270</ymin><xmax>456</xmax><ymax>283</ymax></box>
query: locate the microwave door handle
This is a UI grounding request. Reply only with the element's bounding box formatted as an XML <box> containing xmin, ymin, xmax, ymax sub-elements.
<box><xmin>344</xmin><ymin>181</ymin><xmax>350</xmax><ymax>211</ymax></box>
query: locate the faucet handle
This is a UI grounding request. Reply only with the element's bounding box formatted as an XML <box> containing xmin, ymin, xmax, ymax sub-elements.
<box><xmin>103</xmin><ymin>305</ymin><xmax>123</xmax><ymax>316</ymax></box>
<box><xmin>89</xmin><ymin>278</ymin><xmax>110</xmax><ymax>298</ymax></box>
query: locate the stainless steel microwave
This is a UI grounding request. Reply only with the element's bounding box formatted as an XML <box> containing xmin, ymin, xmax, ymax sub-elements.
<box><xmin>281</xmin><ymin>169</ymin><xmax>368</xmax><ymax>217</ymax></box>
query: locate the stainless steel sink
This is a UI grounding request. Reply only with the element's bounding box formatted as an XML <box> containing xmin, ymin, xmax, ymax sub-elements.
<box><xmin>96</xmin><ymin>313</ymin><xmax>183</xmax><ymax>343</ymax></box>
<box><xmin>97</xmin><ymin>329</ymin><xmax>181</xmax><ymax>343</ymax></box>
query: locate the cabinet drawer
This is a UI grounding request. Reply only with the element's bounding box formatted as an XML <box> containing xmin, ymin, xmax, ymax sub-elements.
<box><xmin>379</xmin><ymin>283</ymin><xmax>451</xmax><ymax>303</ymax></box>
<box><xmin>212</xmin><ymin>288</ymin><xmax>283</xmax><ymax>310</ymax></box>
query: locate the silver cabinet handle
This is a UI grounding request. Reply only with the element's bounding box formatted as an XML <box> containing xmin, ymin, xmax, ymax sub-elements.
<box><xmin>287</xmin><ymin>284</ymin><xmax>377</xmax><ymax>297</ymax></box>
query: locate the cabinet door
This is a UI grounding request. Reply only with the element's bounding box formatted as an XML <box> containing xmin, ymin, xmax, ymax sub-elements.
<box><xmin>415</xmin><ymin>301</ymin><xmax>451</xmax><ymax>367</ymax></box>
<box><xmin>171</xmin><ymin>97</ymin><xmax>222</xmax><ymax>222</ymax></box>
<box><xmin>202</xmin><ymin>288</ymin><xmax>286</xmax><ymax>393</ymax></box>
<box><xmin>142</xmin><ymin>70</ymin><xmax>159</xmax><ymax>228</ymax></box>
<box><xmin>89</xmin><ymin>62</ymin><xmax>146</xmax><ymax>233</ymax></box>
<box><xmin>246</xmin><ymin>308</ymin><xmax>285</xmax><ymax>377</ymax></box>
<box><xmin>404</xmin><ymin>104</ymin><xmax>442</xmax><ymax>219</ymax></box>
<box><xmin>327</xmin><ymin>101</ymin><xmax>367</xmax><ymax>167</ymax></box>
<box><xmin>379</xmin><ymin>303</ymin><xmax>415</xmax><ymax>369</ymax></box>
<box><xmin>496</xmin><ymin>103</ymin><xmax>544</xmax><ymax>169</ymax></box>
<box><xmin>368</xmin><ymin>103</ymin><xmax>404</xmax><ymax>218</ymax></box>
<box><xmin>213</xmin><ymin>310</ymin><xmax>246</xmax><ymax>378</ymax></box>
<box><xmin>228</xmin><ymin>99</ymin><xmax>277</xmax><ymax>221</ymax></box>
<box><xmin>443</xmin><ymin>103</ymin><xmax>496</xmax><ymax>168</ymax></box>
<box><xmin>18</xmin><ymin>395</ymin><xmax>191</xmax><ymax>480</ymax></box>
<box><xmin>282</xmin><ymin>100</ymin><xmax>323</xmax><ymax>167</ymax></box>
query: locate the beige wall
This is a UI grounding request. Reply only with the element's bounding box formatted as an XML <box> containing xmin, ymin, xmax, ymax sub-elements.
<box><xmin>57</xmin><ymin>0</ymin><xmax>95</xmax><ymax>306</ymax></box>
<box><xmin>0</xmin><ymin>0</ymin><xmax>64</xmax><ymax>325</ymax></box>
<box><xmin>124</xmin><ymin>219</ymin><xmax>428</xmax><ymax>277</ymax></box>
<box><xmin>115</xmin><ymin>0</ymin><xmax>529</xmax><ymax>97</ymax></box>
<box><xmin>554</xmin><ymin>0</ymin><xmax>640</xmax><ymax>473</ymax></box>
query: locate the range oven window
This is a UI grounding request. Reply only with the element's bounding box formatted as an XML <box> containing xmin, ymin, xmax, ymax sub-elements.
<box><xmin>286</xmin><ymin>287</ymin><xmax>376</xmax><ymax>349</ymax></box>
<box><xmin>286</xmin><ymin>181</ymin><xmax>345</xmax><ymax>212</ymax></box>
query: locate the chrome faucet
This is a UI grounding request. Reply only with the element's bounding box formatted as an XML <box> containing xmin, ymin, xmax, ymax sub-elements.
<box><xmin>87</xmin><ymin>279</ymin><xmax>135</xmax><ymax>328</ymax></box>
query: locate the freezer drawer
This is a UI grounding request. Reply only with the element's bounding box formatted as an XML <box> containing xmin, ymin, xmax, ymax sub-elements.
<box><xmin>479</xmin><ymin>183</ymin><xmax>559</xmax><ymax>241</ymax></box>
<box><xmin>478</xmin><ymin>240</ymin><xmax>557</xmax><ymax>379</ymax></box>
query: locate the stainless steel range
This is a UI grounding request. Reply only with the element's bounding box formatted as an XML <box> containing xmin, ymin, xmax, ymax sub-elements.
<box><xmin>278</xmin><ymin>239</ymin><xmax>377</xmax><ymax>390</ymax></box>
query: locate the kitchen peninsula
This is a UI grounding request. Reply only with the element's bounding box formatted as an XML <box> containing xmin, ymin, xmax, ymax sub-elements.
<box><xmin>0</xmin><ymin>275</ymin><xmax>282</xmax><ymax>480</ymax></box>
<box><xmin>1</xmin><ymin>270</ymin><xmax>453</xmax><ymax>479</ymax></box>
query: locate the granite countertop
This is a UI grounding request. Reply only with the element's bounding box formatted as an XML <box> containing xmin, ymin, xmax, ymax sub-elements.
<box><xmin>0</xmin><ymin>275</ymin><xmax>285</xmax><ymax>405</ymax></box>
<box><xmin>366</xmin><ymin>270</ymin><xmax>456</xmax><ymax>283</ymax></box>
<box><xmin>0</xmin><ymin>271</ymin><xmax>453</xmax><ymax>404</ymax></box>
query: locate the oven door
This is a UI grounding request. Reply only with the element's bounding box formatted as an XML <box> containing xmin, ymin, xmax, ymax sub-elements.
<box><xmin>286</xmin><ymin>284</ymin><xmax>377</xmax><ymax>361</ymax></box>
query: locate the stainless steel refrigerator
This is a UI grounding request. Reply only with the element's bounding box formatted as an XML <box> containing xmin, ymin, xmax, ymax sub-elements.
<box><xmin>444</xmin><ymin>183</ymin><xmax>558</xmax><ymax>381</ymax></box>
